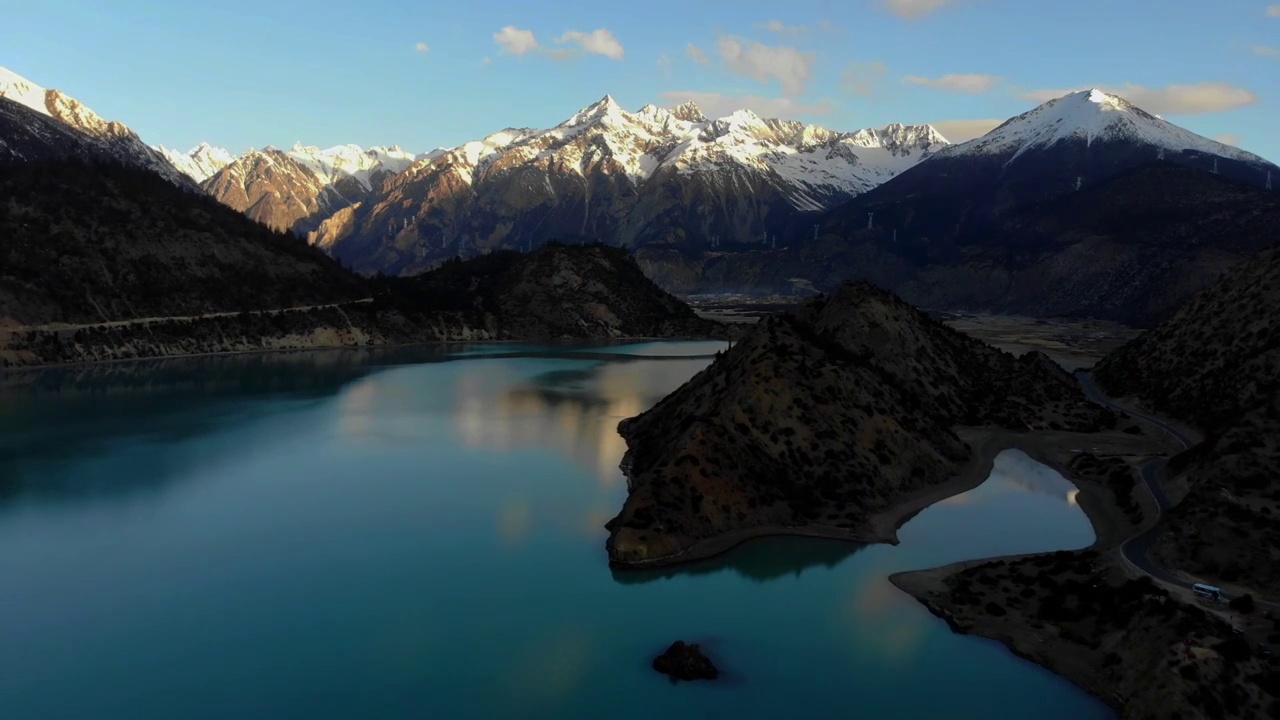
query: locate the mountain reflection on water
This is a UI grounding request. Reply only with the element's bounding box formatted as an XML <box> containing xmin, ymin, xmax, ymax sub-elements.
<box><xmin>0</xmin><ymin>342</ymin><xmax>719</xmax><ymax>506</ymax></box>
<box><xmin>612</xmin><ymin>536</ymin><xmax>868</xmax><ymax>585</ymax></box>
<box><xmin>450</xmin><ymin>357</ymin><xmax>711</xmax><ymax>486</ymax></box>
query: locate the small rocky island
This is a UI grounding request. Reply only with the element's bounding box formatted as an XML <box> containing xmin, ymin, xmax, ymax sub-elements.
<box><xmin>652</xmin><ymin>641</ymin><xmax>719</xmax><ymax>681</ymax></box>
<box><xmin>606</xmin><ymin>282</ymin><xmax>1114</xmax><ymax>568</ymax></box>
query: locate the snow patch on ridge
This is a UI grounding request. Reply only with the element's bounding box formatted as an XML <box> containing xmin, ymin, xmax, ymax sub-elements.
<box><xmin>0</xmin><ymin>66</ymin><xmax>51</xmax><ymax>116</ymax></box>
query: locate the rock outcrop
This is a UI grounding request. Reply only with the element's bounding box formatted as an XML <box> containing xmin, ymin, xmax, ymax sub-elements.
<box><xmin>652</xmin><ymin>641</ymin><xmax>719</xmax><ymax>681</ymax></box>
<box><xmin>605</xmin><ymin>282</ymin><xmax>1113</xmax><ymax>567</ymax></box>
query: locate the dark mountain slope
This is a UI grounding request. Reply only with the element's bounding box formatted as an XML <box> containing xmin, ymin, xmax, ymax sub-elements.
<box><xmin>606</xmin><ymin>282</ymin><xmax>1113</xmax><ymax>567</ymax></box>
<box><xmin>0</xmin><ymin>97</ymin><xmax>119</xmax><ymax>163</ymax></box>
<box><xmin>643</xmin><ymin>163</ymin><xmax>1279</xmax><ymax>326</ymax></box>
<box><xmin>892</xmin><ymin>163</ymin><xmax>1280</xmax><ymax>324</ymax></box>
<box><xmin>0</xmin><ymin>158</ymin><xmax>723</xmax><ymax>367</ymax></box>
<box><xmin>0</xmin><ymin>160</ymin><xmax>366</xmax><ymax>326</ymax></box>
<box><xmin>392</xmin><ymin>243</ymin><xmax>723</xmax><ymax>340</ymax></box>
<box><xmin>1095</xmin><ymin>245</ymin><xmax>1280</xmax><ymax>593</ymax></box>
<box><xmin>821</xmin><ymin>89</ymin><xmax>1276</xmax><ymax>250</ymax></box>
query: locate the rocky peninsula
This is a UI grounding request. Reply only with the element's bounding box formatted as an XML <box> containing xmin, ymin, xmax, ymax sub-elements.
<box><xmin>605</xmin><ymin>281</ymin><xmax>1114</xmax><ymax>568</ymax></box>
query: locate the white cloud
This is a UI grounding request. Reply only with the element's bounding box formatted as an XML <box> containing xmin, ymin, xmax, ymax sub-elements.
<box><xmin>686</xmin><ymin>43</ymin><xmax>709</xmax><ymax>65</ymax></box>
<box><xmin>494</xmin><ymin>26</ymin><xmax>540</xmax><ymax>56</ymax></box>
<box><xmin>879</xmin><ymin>0</ymin><xmax>973</xmax><ymax>19</ymax></box>
<box><xmin>818</xmin><ymin>19</ymin><xmax>836</xmax><ymax>31</ymax></box>
<box><xmin>904</xmin><ymin>73</ymin><xmax>1001</xmax><ymax>93</ymax></box>
<box><xmin>660</xmin><ymin>91</ymin><xmax>833</xmax><ymax>120</ymax></box>
<box><xmin>756</xmin><ymin>19</ymin><xmax>808</xmax><ymax>35</ymax></box>
<box><xmin>1269</xmin><ymin>5</ymin><xmax>1280</xmax><ymax>17</ymax></box>
<box><xmin>1214</xmin><ymin>134</ymin><xmax>1241</xmax><ymax>146</ymax></box>
<box><xmin>717</xmin><ymin>36</ymin><xmax>816</xmax><ymax>97</ymax></box>
<box><xmin>1255</xmin><ymin>46</ymin><xmax>1280</xmax><ymax>56</ymax></box>
<box><xmin>480</xmin><ymin>56</ymin><xmax>493</xmax><ymax>68</ymax></box>
<box><xmin>414</xmin><ymin>42</ymin><xmax>430</xmax><ymax>53</ymax></box>
<box><xmin>841</xmin><ymin>61</ymin><xmax>887</xmax><ymax>96</ymax></box>
<box><xmin>1022</xmin><ymin>82</ymin><xmax>1258</xmax><ymax>115</ymax></box>
<box><xmin>929</xmin><ymin>118</ymin><xmax>1003</xmax><ymax>142</ymax></box>
<box><xmin>557</xmin><ymin>29</ymin><xmax>625</xmax><ymax>60</ymax></box>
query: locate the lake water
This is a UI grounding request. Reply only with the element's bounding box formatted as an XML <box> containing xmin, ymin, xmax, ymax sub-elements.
<box><xmin>0</xmin><ymin>343</ymin><xmax>1112</xmax><ymax>719</ymax></box>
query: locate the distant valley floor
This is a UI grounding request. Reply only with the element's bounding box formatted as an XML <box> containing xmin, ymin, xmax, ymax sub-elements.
<box><xmin>686</xmin><ymin>294</ymin><xmax>1143</xmax><ymax>371</ymax></box>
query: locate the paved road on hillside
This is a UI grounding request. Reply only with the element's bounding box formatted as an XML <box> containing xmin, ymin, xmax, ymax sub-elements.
<box><xmin>1</xmin><ymin>298</ymin><xmax>375</xmax><ymax>337</ymax></box>
<box><xmin>1076</xmin><ymin>372</ymin><xmax>1197</xmax><ymax>590</ymax></box>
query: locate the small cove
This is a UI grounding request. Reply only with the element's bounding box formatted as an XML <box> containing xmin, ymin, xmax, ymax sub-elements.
<box><xmin>0</xmin><ymin>342</ymin><xmax>1111</xmax><ymax>718</ymax></box>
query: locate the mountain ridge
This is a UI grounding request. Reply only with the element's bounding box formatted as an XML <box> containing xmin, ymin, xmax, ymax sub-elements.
<box><xmin>307</xmin><ymin>95</ymin><xmax>948</xmax><ymax>275</ymax></box>
<box><xmin>0</xmin><ymin>153</ymin><xmax>725</xmax><ymax>368</ymax></box>
<box><xmin>1095</xmin><ymin>243</ymin><xmax>1280</xmax><ymax>594</ymax></box>
<box><xmin>0</xmin><ymin>66</ymin><xmax>192</xmax><ymax>187</ymax></box>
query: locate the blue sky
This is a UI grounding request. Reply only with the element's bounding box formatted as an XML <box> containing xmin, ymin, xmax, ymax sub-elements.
<box><xmin>4</xmin><ymin>0</ymin><xmax>1279</xmax><ymax>161</ymax></box>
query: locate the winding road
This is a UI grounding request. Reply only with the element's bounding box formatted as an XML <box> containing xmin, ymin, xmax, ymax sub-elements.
<box><xmin>1075</xmin><ymin>372</ymin><xmax>1200</xmax><ymax>592</ymax></box>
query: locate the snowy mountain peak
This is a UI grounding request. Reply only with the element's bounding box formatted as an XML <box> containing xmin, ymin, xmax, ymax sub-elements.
<box><xmin>156</xmin><ymin>142</ymin><xmax>235</xmax><ymax>183</ymax></box>
<box><xmin>0</xmin><ymin>66</ymin><xmax>50</xmax><ymax>116</ymax></box>
<box><xmin>941</xmin><ymin>88</ymin><xmax>1268</xmax><ymax>168</ymax></box>
<box><xmin>636</xmin><ymin>103</ymin><xmax>668</xmax><ymax>121</ymax></box>
<box><xmin>2</xmin><ymin>66</ymin><xmax>191</xmax><ymax>187</ymax></box>
<box><xmin>400</xmin><ymin>95</ymin><xmax>954</xmax><ymax>212</ymax></box>
<box><xmin>1077</xmin><ymin>88</ymin><xmax>1140</xmax><ymax>113</ymax></box>
<box><xmin>669</xmin><ymin>100</ymin><xmax>706</xmax><ymax>123</ymax></box>
<box><xmin>848</xmin><ymin>123</ymin><xmax>949</xmax><ymax>153</ymax></box>
<box><xmin>712</xmin><ymin>109</ymin><xmax>766</xmax><ymax>133</ymax></box>
<box><xmin>561</xmin><ymin>94</ymin><xmax>628</xmax><ymax>127</ymax></box>
<box><xmin>0</xmin><ymin>69</ymin><xmax>127</xmax><ymax>140</ymax></box>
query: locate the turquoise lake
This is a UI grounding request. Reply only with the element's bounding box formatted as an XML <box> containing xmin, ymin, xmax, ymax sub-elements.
<box><xmin>0</xmin><ymin>343</ymin><xmax>1112</xmax><ymax>718</ymax></box>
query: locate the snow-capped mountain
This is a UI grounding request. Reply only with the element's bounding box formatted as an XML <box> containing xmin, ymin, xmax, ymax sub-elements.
<box><xmin>823</xmin><ymin>88</ymin><xmax>1278</xmax><ymax>241</ymax></box>
<box><xmin>938</xmin><ymin>88</ymin><xmax>1272</xmax><ymax>172</ymax></box>
<box><xmin>285</xmin><ymin>143</ymin><xmax>418</xmax><ymax>191</ymax></box>
<box><xmin>199</xmin><ymin>143</ymin><xmax>423</xmax><ymax>232</ymax></box>
<box><xmin>155</xmin><ymin>142</ymin><xmax>235</xmax><ymax>183</ymax></box>
<box><xmin>0</xmin><ymin>66</ymin><xmax>192</xmax><ymax>187</ymax></box>
<box><xmin>309</xmin><ymin>95</ymin><xmax>947</xmax><ymax>275</ymax></box>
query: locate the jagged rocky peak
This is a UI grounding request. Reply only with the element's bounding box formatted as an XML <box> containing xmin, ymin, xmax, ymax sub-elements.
<box><xmin>1</xmin><ymin>67</ymin><xmax>129</xmax><ymax>140</ymax></box>
<box><xmin>156</xmin><ymin>142</ymin><xmax>236</xmax><ymax>183</ymax></box>
<box><xmin>847</xmin><ymin>123</ymin><xmax>949</xmax><ymax>152</ymax></box>
<box><xmin>704</xmin><ymin>108</ymin><xmax>769</xmax><ymax>139</ymax></box>
<box><xmin>668</xmin><ymin>100</ymin><xmax>707</xmax><ymax>123</ymax></box>
<box><xmin>561</xmin><ymin>94</ymin><xmax>629</xmax><ymax>127</ymax></box>
<box><xmin>635</xmin><ymin>103</ymin><xmax>676</xmax><ymax>126</ymax></box>
<box><xmin>294</xmin><ymin>92</ymin><xmax>967</xmax><ymax>274</ymax></box>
